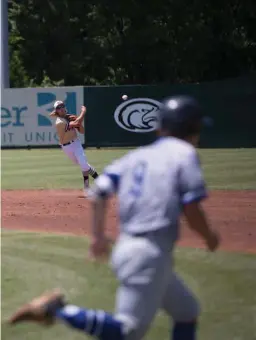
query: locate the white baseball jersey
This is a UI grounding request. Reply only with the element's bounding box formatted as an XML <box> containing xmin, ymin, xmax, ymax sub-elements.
<box><xmin>93</xmin><ymin>136</ymin><xmax>207</xmax><ymax>244</ymax></box>
<box><xmin>55</xmin><ymin>117</ymin><xmax>78</xmax><ymax>145</ymax></box>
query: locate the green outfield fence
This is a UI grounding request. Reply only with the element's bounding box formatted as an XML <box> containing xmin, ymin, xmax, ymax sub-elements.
<box><xmin>1</xmin><ymin>75</ymin><xmax>256</xmax><ymax>149</ymax></box>
<box><xmin>83</xmin><ymin>75</ymin><xmax>256</xmax><ymax>148</ymax></box>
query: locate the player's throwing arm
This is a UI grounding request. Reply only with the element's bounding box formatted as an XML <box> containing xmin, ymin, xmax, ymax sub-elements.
<box><xmin>49</xmin><ymin>101</ymin><xmax>99</xmax><ymax>197</ymax></box>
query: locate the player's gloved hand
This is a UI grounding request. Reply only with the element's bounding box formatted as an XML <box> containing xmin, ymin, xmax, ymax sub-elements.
<box><xmin>206</xmin><ymin>230</ymin><xmax>220</xmax><ymax>252</ymax></box>
<box><xmin>88</xmin><ymin>236</ymin><xmax>111</xmax><ymax>261</ymax></box>
<box><xmin>65</xmin><ymin>114</ymin><xmax>77</xmax><ymax>121</ymax></box>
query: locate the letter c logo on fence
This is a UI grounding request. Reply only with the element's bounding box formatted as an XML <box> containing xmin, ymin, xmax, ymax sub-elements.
<box><xmin>114</xmin><ymin>98</ymin><xmax>161</xmax><ymax>133</ymax></box>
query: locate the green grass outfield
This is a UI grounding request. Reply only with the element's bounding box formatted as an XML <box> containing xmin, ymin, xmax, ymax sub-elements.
<box><xmin>2</xmin><ymin>231</ymin><xmax>256</xmax><ymax>340</ymax></box>
<box><xmin>1</xmin><ymin>148</ymin><xmax>256</xmax><ymax>340</ymax></box>
<box><xmin>1</xmin><ymin>148</ymin><xmax>256</xmax><ymax>190</ymax></box>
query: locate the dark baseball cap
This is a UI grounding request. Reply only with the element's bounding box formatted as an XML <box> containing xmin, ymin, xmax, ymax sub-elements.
<box><xmin>157</xmin><ymin>95</ymin><xmax>213</xmax><ymax>137</ymax></box>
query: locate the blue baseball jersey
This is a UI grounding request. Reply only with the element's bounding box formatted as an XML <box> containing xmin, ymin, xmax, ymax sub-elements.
<box><xmin>92</xmin><ymin>137</ymin><xmax>207</xmax><ymax>242</ymax></box>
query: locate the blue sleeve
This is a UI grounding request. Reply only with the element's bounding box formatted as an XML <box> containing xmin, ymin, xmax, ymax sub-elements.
<box><xmin>179</xmin><ymin>150</ymin><xmax>208</xmax><ymax>205</ymax></box>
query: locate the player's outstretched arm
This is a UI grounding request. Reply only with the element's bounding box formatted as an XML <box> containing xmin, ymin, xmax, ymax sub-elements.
<box><xmin>89</xmin><ymin>198</ymin><xmax>110</xmax><ymax>259</ymax></box>
<box><xmin>183</xmin><ymin>202</ymin><xmax>220</xmax><ymax>251</ymax></box>
<box><xmin>180</xmin><ymin>149</ymin><xmax>220</xmax><ymax>252</ymax></box>
<box><xmin>87</xmin><ymin>174</ymin><xmax>116</xmax><ymax>260</ymax></box>
<box><xmin>87</xmin><ymin>155</ymin><xmax>127</xmax><ymax>260</ymax></box>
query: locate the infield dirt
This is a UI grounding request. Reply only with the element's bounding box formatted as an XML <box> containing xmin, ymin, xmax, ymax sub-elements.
<box><xmin>2</xmin><ymin>190</ymin><xmax>256</xmax><ymax>253</ymax></box>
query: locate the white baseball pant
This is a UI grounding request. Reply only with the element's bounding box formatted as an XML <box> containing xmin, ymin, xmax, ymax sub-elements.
<box><xmin>61</xmin><ymin>138</ymin><xmax>90</xmax><ymax>172</ymax></box>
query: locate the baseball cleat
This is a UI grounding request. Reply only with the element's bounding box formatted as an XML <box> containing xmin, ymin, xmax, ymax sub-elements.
<box><xmin>8</xmin><ymin>289</ymin><xmax>66</xmax><ymax>326</ymax></box>
<box><xmin>84</xmin><ymin>188</ymin><xmax>90</xmax><ymax>198</ymax></box>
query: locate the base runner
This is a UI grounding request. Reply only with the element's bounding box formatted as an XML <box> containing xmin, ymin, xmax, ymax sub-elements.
<box><xmin>8</xmin><ymin>95</ymin><xmax>220</xmax><ymax>340</ymax></box>
<box><xmin>50</xmin><ymin>100</ymin><xmax>99</xmax><ymax>197</ymax></box>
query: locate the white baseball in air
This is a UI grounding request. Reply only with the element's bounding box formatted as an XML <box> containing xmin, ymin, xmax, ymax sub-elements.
<box><xmin>122</xmin><ymin>94</ymin><xmax>128</xmax><ymax>101</ymax></box>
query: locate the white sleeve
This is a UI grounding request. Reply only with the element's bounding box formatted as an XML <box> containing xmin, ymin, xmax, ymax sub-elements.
<box><xmin>88</xmin><ymin>155</ymin><xmax>128</xmax><ymax>199</ymax></box>
<box><xmin>102</xmin><ymin>157</ymin><xmax>126</xmax><ymax>190</ymax></box>
<box><xmin>179</xmin><ymin>150</ymin><xmax>208</xmax><ymax>205</ymax></box>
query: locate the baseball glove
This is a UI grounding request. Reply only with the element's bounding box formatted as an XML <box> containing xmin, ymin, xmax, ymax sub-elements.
<box><xmin>64</xmin><ymin>114</ymin><xmax>78</xmax><ymax>122</ymax></box>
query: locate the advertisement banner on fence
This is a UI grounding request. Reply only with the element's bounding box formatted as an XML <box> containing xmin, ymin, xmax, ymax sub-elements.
<box><xmin>84</xmin><ymin>85</ymin><xmax>171</xmax><ymax>147</ymax></box>
<box><xmin>1</xmin><ymin>86</ymin><xmax>84</xmax><ymax>147</ymax></box>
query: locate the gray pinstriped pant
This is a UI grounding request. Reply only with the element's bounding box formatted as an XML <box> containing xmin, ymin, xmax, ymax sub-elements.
<box><xmin>110</xmin><ymin>232</ymin><xmax>199</xmax><ymax>340</ymax></box>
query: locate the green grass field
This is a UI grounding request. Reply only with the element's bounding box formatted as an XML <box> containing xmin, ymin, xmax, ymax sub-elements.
<box><xmin>1</xmin><ymin>148</ymin><xmax>256</xmax><ymax>340</ymax></box>
<box><xmin>2</xmin><ymin>231</ymin><xmax>256</xmax><ymax>340</ymax></box>
<box><xmin>1</xmin><ymin>148</ymin><xmax>256</xmax><ymax>190</ymax></box>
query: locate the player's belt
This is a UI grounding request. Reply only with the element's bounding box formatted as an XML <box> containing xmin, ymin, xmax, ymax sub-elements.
<box><xmin>62</xmin><ymin>140</ymin><xmax>75</xmax><ymax>146</ymax></box>
<box><xmin>131</xmin><ymin>232</ymin><xmax>149</xmax><ymax>237</ymax></box>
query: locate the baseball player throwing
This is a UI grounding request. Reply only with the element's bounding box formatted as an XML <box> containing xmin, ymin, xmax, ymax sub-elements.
<box><xmin>50</xmin><ymin>100</ymin><xmax>99</xmax><ymax>196</ymax></box>
<box><xmin>8</xmin><ymin>95</ymin><xmax>220</xmax><ymax>340</ymax></box>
